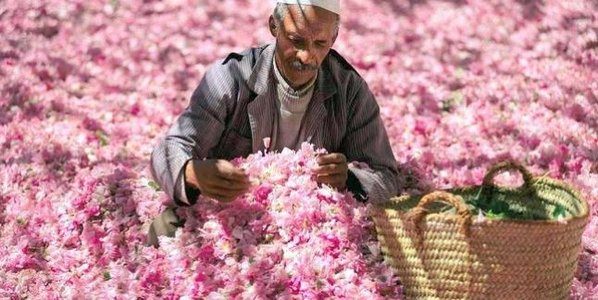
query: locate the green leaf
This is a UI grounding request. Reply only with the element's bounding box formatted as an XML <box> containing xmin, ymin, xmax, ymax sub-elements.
<box><xmin>110</xmin><ymin>0</ymin><xmax>120</xmax><ymax>10</ymax></box>
<box><xmin>95</xmin><ymin>130</ymin><xmax>109</xmax><ymax>147</ymax></box>
<box><xmin>442</xmin><ymin>91</ymin><xmax>464</xmax><ymax>112</ymax></box>
<box><xmin>485</xmin><ymin>210</ymin><xmax>507</xmax><ymax>220</ymax></box>
<box><xmin>147</xmin><ymin>180</ymin><xmax>161</xmax><ymax>191</ymax></box>
<box><xmin>316</xmin><ymin>279</ymin><xmax>325</xmax><ymax>289</ymax></box>
<box><xmin>552</xmin><ymin>205</ymin><xmax>567</xmax><ymax>220</ymax></box>
<box><xmin>17</xmin><ymin>218</ymin><xmax>28</xmax><ymax>226</ymax></box>
<box><xmin>103</xmin><ymin>271</ymin><xmax>111</xmax><ymax>281</ymax></box>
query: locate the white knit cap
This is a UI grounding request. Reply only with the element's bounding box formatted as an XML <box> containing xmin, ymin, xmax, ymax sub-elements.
<box><xmin>276</xmin><ymin>0</ymin><xmax>340</xmax><ymax>15</ymax></box>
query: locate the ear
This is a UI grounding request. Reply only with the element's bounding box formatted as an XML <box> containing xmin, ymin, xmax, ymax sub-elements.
<box><xmin>331</xmin><ymin>30</ymin><xmax>338</xmax><ymax>47</ymax></box>
<box><xmin>269</xmin><ymin>15</ymin><xmax>278</xmax><ymax>37</ymax></box>
<box><xmin>330</xmin><ymin>24</ymin><xmax>339</xmax><ymax>47</ymax></box>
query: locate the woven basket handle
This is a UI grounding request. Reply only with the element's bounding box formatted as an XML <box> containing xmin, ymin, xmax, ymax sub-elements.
<box><xmin>409</xmin><ymin>191</ymin><xmax>472</xmax><ymax>236</ymax></box>
<box><xmin>482</xmin><ymin>161</ymin><xmax>533</xmax><ymax>191</ymax></box>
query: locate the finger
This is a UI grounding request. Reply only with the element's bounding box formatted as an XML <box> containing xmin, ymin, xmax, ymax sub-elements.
<box><xmin>201</xmin><ymin>190</ymin><xmax>227</xmax><ymax>202</ymax></box>
<box><xmin>313</xmin><ymin>163</ymin><xmax>348</xmax><ymax>175</ymax></box>
<box><xmin>199</xmin><ymin>176</ymin><xmax>249</xmax><ymax>192</ymax></box>
<box><xmin>217</xmin><ymin>195</ymin><xmax>237</xmax><ymax>203</ymax></box>
<box><xmin>207</xmin><ymin>177</ymin><xmax>251</xmax><ymax>191</ymax></box>
<box><xmin>215</xmin><ymin>162</ymin><xmax>250</xmax><ymax>183</ymax></box>
<box><xmin>316</xmin><ymin>173</ymin><xmax>348</xmax><ymax>185</ymax></box>
<box><xmin>203</xmin><ymin>182</ymin><xmax>249</xmax><ymax>197</ymax></box>
<box><xmin>202</xmin><ymin>190</ymin><xmax>238</xmax><ymax>203</ymax></box>
<box><xmin>220</xmin><ymin>168</ymin><xmax>250</xmax><ymax>182</ymax></box>
<box><xmin>317</xmin><ymin>153</ymin><xmax>346</xmax><ymax>165</ymax></box>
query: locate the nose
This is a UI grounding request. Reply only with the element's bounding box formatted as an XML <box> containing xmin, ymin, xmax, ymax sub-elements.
<box><xmin>296</xmin><ymin>48</ymin><xmax>315</xmax><ymax>65</ymax></box>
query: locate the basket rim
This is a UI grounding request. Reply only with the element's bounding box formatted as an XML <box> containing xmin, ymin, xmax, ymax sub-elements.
<box><xmin>375</xmin><ymin>176</ymin><xmax>590</xmax><ymax>224</ymax></box>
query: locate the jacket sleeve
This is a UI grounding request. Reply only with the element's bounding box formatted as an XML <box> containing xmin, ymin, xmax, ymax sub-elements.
<box><xmin>150</xmin><ymin>63</ymin><xmax>236</xmax><ymax>206</ymax></box>
<box><xmin>342</xmin><ymin>77</ymin><xmax>399</xmax><ymax>203</ymax></box>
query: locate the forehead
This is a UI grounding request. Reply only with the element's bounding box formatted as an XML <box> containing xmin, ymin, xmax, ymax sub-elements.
<box><xmin>281</xmin><ymin>4</ymin><xmax>337</xmax><ymax>37</ymax></box>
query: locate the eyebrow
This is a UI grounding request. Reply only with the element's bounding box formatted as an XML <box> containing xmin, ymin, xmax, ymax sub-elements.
<box><xmin>283</xmin><ymin>21</ymin><xmax>331</xmax><ymax>43</ymax></box>
<box><xmin>287</xmin><ymin>31</ymin><xmax>330</xmax><ymax>43</ymax></box>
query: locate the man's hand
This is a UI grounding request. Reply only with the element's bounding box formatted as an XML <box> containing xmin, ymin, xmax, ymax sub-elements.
<box><xmin>313</xmin><ymin>153</ymin><xmax>348</xmax><ymax>190</ymax></box>
<box><xmin>185</xmin><ymin>159</ymin><xmax>251</xmax><ymax>203</ymax></box>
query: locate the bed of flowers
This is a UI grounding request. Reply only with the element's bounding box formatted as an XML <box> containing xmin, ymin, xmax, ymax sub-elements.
<box><xmin>1</xmin><ymin>0</ymin><xmax>596</xmax><ymax>298</ymax></box>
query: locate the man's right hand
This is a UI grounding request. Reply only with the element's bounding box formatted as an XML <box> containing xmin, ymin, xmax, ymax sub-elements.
<box><xmin>185</xmin><ymin>159</ymin><xmax>251</xmax><ymax>203</ymax></box>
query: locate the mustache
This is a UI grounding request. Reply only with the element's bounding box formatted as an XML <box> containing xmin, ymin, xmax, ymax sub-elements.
<box><xmin>289</xmin><ymin>60</ymin><xmax>318</xmax><ymax>72</ymax></box>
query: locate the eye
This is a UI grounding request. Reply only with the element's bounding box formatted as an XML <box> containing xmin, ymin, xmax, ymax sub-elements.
<box><xmin>315</xmin><ymin>41</ymin><xmax>327</xmax><ymax>48</ymax></box>
<box><xmin>289</xmin><ymin>36</ymin><xmax>304</xmax><ymax>46</ymax></box>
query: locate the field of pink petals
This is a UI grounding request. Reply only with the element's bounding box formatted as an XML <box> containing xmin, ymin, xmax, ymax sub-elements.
<box><xmin>1</xmin><ymin>0</ymin><xmax>597</xmax><ymax>298</ymax></box>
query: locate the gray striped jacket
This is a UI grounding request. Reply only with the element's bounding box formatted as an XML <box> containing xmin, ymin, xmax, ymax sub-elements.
<box><xmin>150</xmin><ymin>44</ymin><xmax>399</xmax><ymax>205</ymax></box>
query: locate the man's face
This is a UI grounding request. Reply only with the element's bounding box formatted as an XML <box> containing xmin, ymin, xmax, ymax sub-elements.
<box><xmin>270</xmin><ymin>5</ymin><xmax>338</xmax><ymax>89</ymax></box>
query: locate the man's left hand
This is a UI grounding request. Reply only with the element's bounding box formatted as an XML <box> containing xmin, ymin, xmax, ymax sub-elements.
<box><xmin>314</xmin><ymin>153</ymin><xmax>348</xmax><ymax>190</ymax></box>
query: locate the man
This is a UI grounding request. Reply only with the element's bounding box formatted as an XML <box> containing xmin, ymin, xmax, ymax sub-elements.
<box><xmin>148</xmin><ymin>0</ymin><xmax>399</xmax><ymax>246</ymax></box>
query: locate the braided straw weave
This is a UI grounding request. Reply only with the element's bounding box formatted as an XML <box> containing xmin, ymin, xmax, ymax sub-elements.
<box><xmin>373</xmin><ymin>161</ymin><xmax>589</xmax><ymax>299</ymax></box>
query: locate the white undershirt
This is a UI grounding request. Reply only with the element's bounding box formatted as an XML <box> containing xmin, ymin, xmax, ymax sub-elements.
<box><xmin>272</xmin><ymin>56</ymin><xmax>317</xmax><ymax>151</ymax></box>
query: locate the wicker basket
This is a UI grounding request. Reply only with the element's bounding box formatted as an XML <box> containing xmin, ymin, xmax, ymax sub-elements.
<box><xmin>373</xmin><ymin>161</ymin><xmax>589</xmax><ymax>299</ymax></box>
